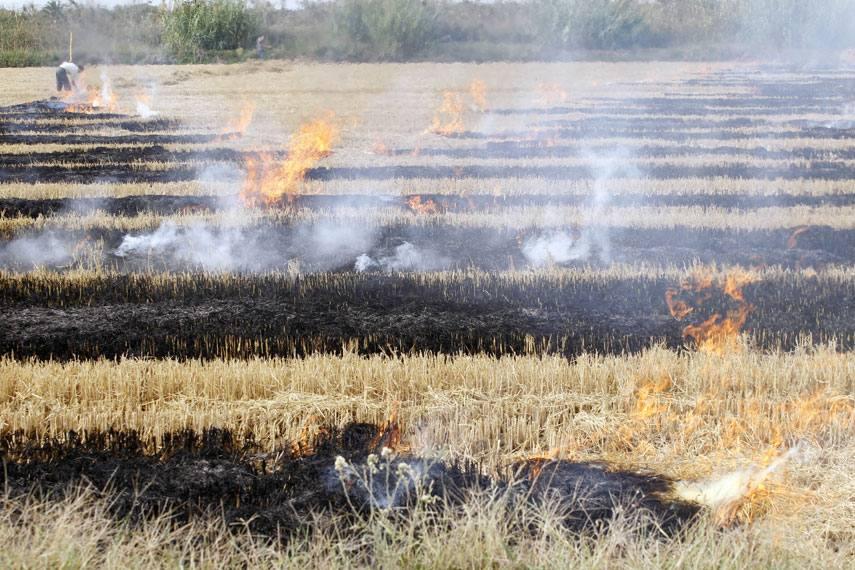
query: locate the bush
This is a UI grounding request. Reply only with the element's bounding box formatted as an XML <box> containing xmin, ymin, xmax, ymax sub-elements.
<box><xmin>533</xmin><ymin>0</ymin><xmax>659</xmax><ymax>50</ymax></box>
<box><xmin>332</xmin><ymin>0</ymin><xmax>439</xmax><ymax>60</ymax></box>
<box><xmin>162</xmin><ymin>0</ymin><xmax>258</xmax><ymax>63</ymax></box>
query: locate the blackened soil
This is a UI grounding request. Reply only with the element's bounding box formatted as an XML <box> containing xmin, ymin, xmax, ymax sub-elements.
<box><xmin>0</xmin><ymin>117</ymin><xmax>182</xmax><ymax>134</ymax></box>
<box><xmin>1</xmin><ymin>270</ymin><xmax>852</xmax><ymax>360</ymax></box>
<box><xmin>306</xmin><ymin>162</ymin><xmax>855</xmax><ymax>182</ymax></box>
<box><xmin>0</xmin><ymin>426</ymin><xmax>700</xmax><ymax>539</ymax></box>
<box><xmin>398</xmin><ymin>141</ymin><xmax>855</xmax><ymax>161</ymax></box>
<box><xmin>0</xmin><ymin>146</ymin><xmax>279</xmax><ymax>169</ymax></box>
<box><xmin>2</xmin><ymin>160</ymin><xmax>851</xmax><ymax>184</ymax></box>
<box><xmin>0</xmin><ymin>133</ymin><xmax>221</xmax><ymax>145</ymax></box>
<box><xmin>2</xmin><ymin>192</ymin><xmax>854</xmax><ymax>219</ymax></box>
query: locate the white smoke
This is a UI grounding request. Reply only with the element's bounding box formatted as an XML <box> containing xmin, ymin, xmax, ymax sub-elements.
<box><xmin>825</xmin><ymin>102</ymin><xmax>855</xmax><ymax>129</ymax></box>
<box><xmin>355</xmin><ymin>253</ymin><xmax>377</xmax><ymax>272</ymax></box>
<box><xmin>113</xmin><ymin>217</ymin><xmax>379</xmax><ymax>273</ymax></box>
<box><xmin>675</xmin><ymin>444</ymin><xmax>809</xmax><ymax>521</ymax></box>
<box><xmin>522</xmin><ymin>148</ymin><xmax>637</xmax><ymax>267</ymax></box>
<box><xmin>0</xmin><ymin>231</ymin><xmax>73</xmax><ymax>270</ymax></box>
<box><xmin>521</xmin><ymin>231</ymin><xmax>577</xmax><ymax>267</ymax></box>
<box><xmin>114</xmin><ymin>221</ymin><xmax>282</xmax><ymax>271</ymax></box>
<box><xmin>99</xmin><ymin>71</ymin><xmax>113</xmax><ymax>106</ymax></box>
<box><xmin>354</xmin><ymin>242</ymin><xmax>446</xmax><ymax>272</ymax></box>
<box><xmin>136</xmin><ymin>99</ymin><xmax>158</xmax><ymax>119</ymax></box>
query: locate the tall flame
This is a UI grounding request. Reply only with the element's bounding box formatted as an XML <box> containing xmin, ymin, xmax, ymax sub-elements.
<box><xmin>666</xmin><ymin>270</ymin><xmax>757</xmax><ymax>354</ymax></box>
<box><xmin>240</xmin><ymin>114</ymin><xmax>339</xmax><ymax>207</ymax></box>
<box><xmin>429</xmin><ymin>91</ymin><xmax>465</xmax><ymax>135</ymax></box>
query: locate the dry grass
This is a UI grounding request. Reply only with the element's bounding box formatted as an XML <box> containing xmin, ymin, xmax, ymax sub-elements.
<box><xmin>1</xmin><ymin>61</ymin><xmax>854</xmax><ymax>565</ymax></box>
<box><xmin>0</xmin><ymin>348</ymin><xmax>852</xmax><ymax>567</ymax></box>
<box><xmin>2</xmin><ymin>484</ymin><xmax>851</xmax><ymax>569</ymax></box>
<box><xmin>1</xmin><ymin>177</ymin><xmax>850</xmax><ymax>201</ymax></box>
<box><xmin>2</xmin><ymin>204</ymin><xmax>852</xmax><ymax>240</ymax></box>
<box><xmin>1</xmin><ymin>347</ymin><xmax>851</xmax><ymax>472</ymax></box>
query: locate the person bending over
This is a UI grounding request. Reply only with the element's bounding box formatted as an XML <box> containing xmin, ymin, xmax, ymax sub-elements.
<box><xmin>56</xmin><ymin>61</ymin><xmax>84</xmax><ymax>92</ymax></box>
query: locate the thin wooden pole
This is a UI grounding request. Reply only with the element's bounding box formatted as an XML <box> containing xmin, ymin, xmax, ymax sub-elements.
<box><xmin>68</xmin><ymin>31</ymin><xmax>73</xmax><ymax>62</ymax></box>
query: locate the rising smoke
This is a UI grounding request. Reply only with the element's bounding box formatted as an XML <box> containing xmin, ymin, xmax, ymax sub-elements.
<box><xmin>0</xmin><ymin>231</ymin><xmax>74</xmax><ymax>270</ymax></box>
<box><xmin>522</xmin><ymin>147</ymin><xmax>639</xmax><ymax>267</ymax></box>
<box><xmin>355</xmin><ymin>241</ymin><xmax>448</xmax><ymax>272</ymax></box>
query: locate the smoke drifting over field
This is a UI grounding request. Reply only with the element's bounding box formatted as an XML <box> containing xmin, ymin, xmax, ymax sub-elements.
<box><xmin>0</xmin><ymin>231</ymin><xmax>73</xmax><ymax>270</ymax></box>
<box><xmin>522</xmin><ymin>146</ymin><xmax>639</xmax><ymax>266</ymax></box>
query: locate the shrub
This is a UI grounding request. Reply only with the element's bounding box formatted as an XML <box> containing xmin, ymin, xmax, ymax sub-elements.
<box><xmin>332</xmin><ymin>0</ymin><xmax>439</xmax><ymax>60</ymax></box>
<box><xmin>533</xmin><ymin>0</ymin><xmax>659</xmax><ymax>50</ymax></box>
<box><xmin>162</xmin><ymin>0</ymin><xmax>258</xmax><ymax>63</ymax></box>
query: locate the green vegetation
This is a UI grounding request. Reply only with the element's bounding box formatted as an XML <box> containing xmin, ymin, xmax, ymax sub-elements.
<box><xmin>162</xmin><ymin>0</ymin><xmax>259</xmax><ymax>63</ymax></box>
<box><xmin>1</xmin><ymin>0</ymin><xmax>854</xmax><ymax>66</ymax></box>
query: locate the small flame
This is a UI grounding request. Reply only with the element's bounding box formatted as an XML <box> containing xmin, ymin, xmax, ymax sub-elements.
<box><xmin>429</xmin><ymin>91</ymin><xmax>465</xmax><ymax>135</ymax></box>
<box><xmin>217</xmin><ymin>101</ymin><xmax>256</xmax><ymax>142</ymax></box>
<box><xmin>407</xmin><ymin>195</ymin><xmax>440</xmax><ymax>214</ymax></box>
<box><xmin>675</xmin><ymin>446</ymin><xmax>801</xmax><ymax>525</ymax></box>
<box><xmin>240</xmin><ymin>113</ymin><xmax>339</xmax><ymax>207</ymax></box>
<box><xmin>469</xmin><ymin>79</ymin><xmax>488</xmax><ymax>112</ymax></box>
<box><xmin>537</xmin><ymin>82</ymin><xmax>568</xmax><ymax>106</ymax></box>
<box><xmin>64</xmin><ymin>73</ymin><xmax>121</xmax><ymax>114</ymax></box>
<box><xmin>666</xmin><ymin>270</ymin><xmax>757</xmax><ymax>354</ymax></box>
<box><xmin>134</xmin><ymin>92</ymin><xmax>158</xmax><ymax>118</ymax></box>
<box><xmin>369</xmin><ymin>402</ymin><xmax>405</xmax><ymax>453</ymax></box>
<box><xmin>634</xmin><ymin>377</ymin><xmax>672</xmax><ymax>420</ymax></box>
<box><xmin>787</xmin><ymin>226</ymin><xmax>811</xmax><ymax>249</ymax></box>
<box><xmin>371</xmin><ymin>140</ymin><xmax>391</xmax><ymax>156</ymax></box>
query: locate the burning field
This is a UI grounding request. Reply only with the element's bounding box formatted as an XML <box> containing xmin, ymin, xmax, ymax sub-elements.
<box><xmin>0</xmin><ymin>62</ymin><xmax>853</xmax><ymax>566</ymax></box>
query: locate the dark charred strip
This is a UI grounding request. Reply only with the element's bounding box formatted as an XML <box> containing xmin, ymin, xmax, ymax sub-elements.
<box><xmin>489</xmin><ymin>103</ymin><xmax>839</xmax><ymax>116</ymax></box>
<box><xmin>0</xmin><ymin>117</ymin><xmax>182</xmax><ymax>134</ymax></box>
<box><xmin>2</xmin><ymin>192</ymin><xmax>854</xmax><ymax>219</ymax></box>
<box><xmin>0</xmin><ymin>426</ymin><xmax>700</xmax><ymax>539</ymax></box>
<box><xmin>453</xmin><ymin>127</ymin><xmax>855</xmax><ymax>141</ymax></box>
<box><xmin>537</xmin><ymin>117</ymin><xmax>853</xmax><ymax>130</ymax></box>
<box><xmin>0</xmin><ymin>165</ymin><xmax>199</xmax><ymax>183</ymax></box>
<box><xmin>306</xmin><ymin>163</ymin><xmax>855</xmax><ymax>182</ymax></box>
<box><xmin>396</xmin><ymin>142</ymin><xmax>855</xmax><ymax>161</ymax></box>
<box><xmin>0</xmin><ymin>146</ymin><xmax>283</xmax><ymax>168</ymax></box>
<box><xmin>0</xmin><ymin>133</ymin><xmax>222</xmax><ymax>145</ymax></box>
<box><xmin>1</xmin><ymin>262</ymin><xmax>852</xmax><ymax>360</ymax></box>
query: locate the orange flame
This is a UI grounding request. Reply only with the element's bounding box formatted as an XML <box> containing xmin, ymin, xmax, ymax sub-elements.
<box><xmin>469</xmin><ymin>79</ymin><xmax>488</xmax><ymax>112</ymax></box>
<box><xmin>371</xmin><ymin>140</ymin><xmax>391</xmax><ymax>156</ymax></box>
<box><xmin>634</xmin><ymin>377</ymin><xmax>672</xmax><ymax>420</ymax></box>
<box><xmin>240</xmin><ymin>114</ymin><xmax>339</xmax><ymax>207</ymax></box>
<box><xmin>666</xmin><ymin>270</ymin><xmax>757</xmax><ymax>354</ymax></box>
<box><xmin>430</xmin><ymin>91</ymin><xmax>465</xmax><ymax>135</ymax></box>
<box><xmin>537</xmin><ymin>82</ymin><xmax>568</xmax><ymax>106</ymax></box>
<box><xmin>217</xmin><ymin>101</ymin><xmax>256</xmax><ymax>142</ymax></box>
<box><xmin>64</xmin><ymin>83</ymin><xmax>120</xmax><ymax>114</ymax></box>
<box><xmin>369</xmin><ymin>402</ymin><xmax>405</xmax><ymax>453</ymax></box>
<box><xmin>787</xmin><ymin>226</ymin><xmax>810</xmax><ymax>249</ymax></box>
<box><xmin>407</xmin><ymin>195</ymin><xmax>440</xmax><ymax>214</ymax></box>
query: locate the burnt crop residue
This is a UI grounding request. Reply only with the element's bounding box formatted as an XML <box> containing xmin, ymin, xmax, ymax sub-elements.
<box><xmin>0</xmin><ymin>423</ymin><xmax>700</xmax><ymax>540</ymax></box>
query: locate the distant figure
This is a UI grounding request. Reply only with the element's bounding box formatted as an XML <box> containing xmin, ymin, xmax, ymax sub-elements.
<box><xmin>56</xmin><ymin>61</ymin><xmax>84</xmax><ymax>92</ymax></box>
<box><xmin>256</xmin><ymin>36</ymin><xmax>265</xmax><ymax>60</ymax></box>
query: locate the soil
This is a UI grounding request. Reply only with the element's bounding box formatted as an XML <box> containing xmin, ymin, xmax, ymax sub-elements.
<box><xmin>0</xmin><ymin>425</ymin><xmax>701</xmax><ymax>539</ymax></box>
<box><xmin>2</xmin><ymin>193</ymin><xmax>853</xmax><ymax>219</ymax></box>
<box><xmin>1</xmin><ymin>271</ymin><xmax>851</xmax><ymax>360</ymax></box>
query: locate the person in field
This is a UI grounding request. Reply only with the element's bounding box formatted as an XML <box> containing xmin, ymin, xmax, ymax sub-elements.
<box><xmin>256</xmin><ymin>36</ymin><xmax>265</xmax><ymax>60</ymax></box>
<box><xmin>56</xmin><ymin>61</ymin><xmax>84</xmax><ymax>92</ymax></box>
